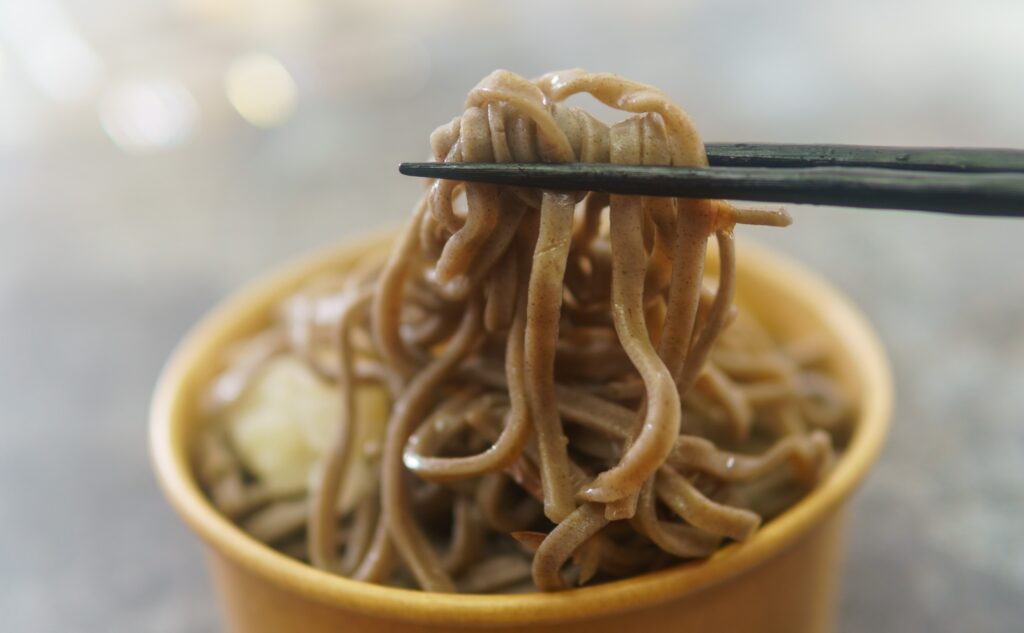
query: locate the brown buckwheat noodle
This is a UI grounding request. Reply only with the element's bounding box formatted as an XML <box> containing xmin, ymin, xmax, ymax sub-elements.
<box><xmin>197</xmin><ymin>69</ymin><xmax>852</xmax><ymax>593</ymax></box>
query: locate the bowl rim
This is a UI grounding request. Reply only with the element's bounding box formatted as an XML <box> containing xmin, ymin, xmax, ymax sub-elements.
<box><xmin>150</xmin><ymin>229</ymin><xmax>892</xmax><ymax>626</ymax></box>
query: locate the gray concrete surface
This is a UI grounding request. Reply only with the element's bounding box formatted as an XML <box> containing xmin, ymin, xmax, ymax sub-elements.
<box><xmin>1</xmin><ymin>1</ymin><xmax>1021</xmax><ymax>631</ymax></box>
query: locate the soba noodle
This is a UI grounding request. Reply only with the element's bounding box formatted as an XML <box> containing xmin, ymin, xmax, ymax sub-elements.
<box><xmin>197</xmin><ymin>69</ymin><xmax>852</xmax><ymax>593</ymax></box>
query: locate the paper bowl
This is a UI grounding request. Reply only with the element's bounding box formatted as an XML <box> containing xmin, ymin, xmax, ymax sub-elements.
<box><xmin>151</xmin><ymin>230</ymin><xmax>891</xmax><ymax>633</ymax></box>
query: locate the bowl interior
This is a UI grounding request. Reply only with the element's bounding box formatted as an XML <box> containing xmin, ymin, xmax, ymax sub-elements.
<box><xmin>150</xmin><ymin>231</ymin><xmax>891</xmax><ymax>626</ymax></box>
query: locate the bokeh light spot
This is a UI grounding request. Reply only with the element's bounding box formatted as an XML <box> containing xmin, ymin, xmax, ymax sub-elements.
<box><xmin>98</xmin><ymin>78</ymin><xmax>199</xmax><ymax>153</ymax></box>
<box><xmin>225</xmin><ymin>52</ymin><xmax>297</xmax><ymax>129</ymax></box>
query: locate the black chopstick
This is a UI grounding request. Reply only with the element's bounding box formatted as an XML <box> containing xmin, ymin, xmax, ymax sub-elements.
<box><xmin>703</xmin><ymin>143</ymin><xmax>1024</xmax><ymax>173</ymax></box>
<box><xmin>399</xmin><ymin>162</ymin><xmax>1024</xmax><ymax>217</ymax></box>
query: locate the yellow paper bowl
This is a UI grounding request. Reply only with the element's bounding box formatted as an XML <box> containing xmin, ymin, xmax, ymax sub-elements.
<box><xmin>150</xmin><ymin>230</ymin><xmax>891</xmax><ymax>633</ymax></box>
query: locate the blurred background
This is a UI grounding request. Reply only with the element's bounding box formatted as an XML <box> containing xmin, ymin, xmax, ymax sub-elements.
<box><xmin>1</xmin><ymin>0</ymin><xmax>1022</xmax><ymax>631</ymax></box>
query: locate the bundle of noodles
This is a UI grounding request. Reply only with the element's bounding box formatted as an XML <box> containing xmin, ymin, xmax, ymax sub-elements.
<box><xmin>196</xmin><ymin>69</ymin><xmax>853</xmax><ymax>593</ymax></box>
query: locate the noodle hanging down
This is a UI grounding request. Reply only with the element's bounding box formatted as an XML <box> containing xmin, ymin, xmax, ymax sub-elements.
<box><xmin>197</xmin><ymin>69</ymin><xmax>852</xmax><ymax>593</ymax></box>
